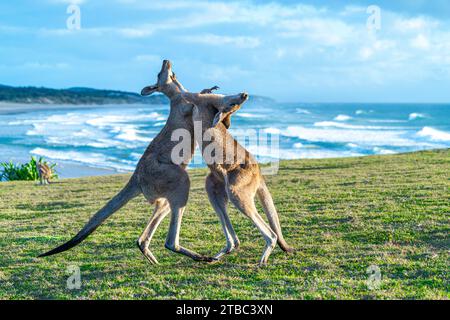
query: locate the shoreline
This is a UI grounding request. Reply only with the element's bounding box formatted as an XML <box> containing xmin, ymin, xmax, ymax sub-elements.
<box><xmin>0</xmin><ymin>102</ymin><xmax>157</xmax><ymax>115</ymax></box>
<box><xmin>2</xmin><ymin>148</ymin><xmax>448</xmax><ymax>182</ymax></box>
<box><xmin>0</xmin><ymin>158</ymin><xmax>125</xmax><ymax>181</ymax></box>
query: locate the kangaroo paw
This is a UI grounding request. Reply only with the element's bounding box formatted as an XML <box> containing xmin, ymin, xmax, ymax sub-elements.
<box><xmin>200</xmin><ymin>86</ymin><xmax>219</xmax><ymax>94</ymax></box>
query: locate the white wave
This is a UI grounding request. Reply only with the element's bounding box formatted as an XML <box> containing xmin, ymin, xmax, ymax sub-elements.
<box><xmin>296</xmin><ymin>108</ymin><xmax>311</xmax><ymax>114</ymax></box>
<box><xmin>293</xmin><ymin>142</ymin><xmax>303</xmax><ymax>148</ymax></box>
<box><xmin>245</xmin><ymin>145</ymin><xmax>363</xmax><ymax>160</ymax></box>
<box><xmin>346</xmin><ymin>143</ymin><xmax>359</xmax><ymax>148</ymax></box>
<box><xmin>334</xmin><ymin>114</ymin><xmax>352</xmax><ymax>121</ymax></box>
<box><xmin>44</xmin><ymin>133</ymin><xmax>139</xmax><ymax>149</ymax></box>
<box><xmin>368</xmin><ymin>119</ymin><xmax>408</xmax><ymax>123</ymax></box>
<box><xmin>355</xmin><ymin>110</ymin><xmax>365</xmax><ymax>115</ymax></box>
<box><xmin>154</xmin><ymin>121</ymin><xmax>166</xmax><ymax>127</ymax></box>
<box><xmin>73</xmin><ymin>129</ymin><xmax>95</xmax><ymax>137</ymax></box>
<box><xmin>30</xmin><ymin>147</ymin><xmax>134</xmax><ymax>172</ymax></box>
<box><xmin>26</xmin><ymin>123</ymin><xmax>46</xmax><ymax>136</ymax></box>
<box><xmin>409</xmin><ymin>113</ymin><xmax>426</xmax><ymax>120</ymax></box>
<box><xmin>86</xmin><ymin>112</ymin><xmax>162</xmax><ymax>127</ymax></box>
<box><xmin>236</xmin><ymin>113</ymin><xmax>265</xmax><ymax>119</ymax></box>
<box><xmin>15</xmin><ymin>109</ymin><xmax>159</xmax><ymax>150</ymax></box>
<box><xmin>246</xmin><ymin>145</ymin><xmax>287</xmax><ymax>159</ymax></box>
<box><xmin>278</xmin><ymin>149</ymin><xmax>363</xmax><ymax>160</ymax></box>
<box><xmin>281</xmin><ymin>126</ymin><xmax>429</xmax><ymax>147</ymax></box>
<box><xmin>131</xmin><ymin>152</ymin><xmax>143</xmax><ymax>160</ymax></box>
<box><xmin>115</xmin><ymin>127</ymin><xmax>153</xmax><ymax>142</ymax></box>
<box><xmin>86</xmin><ymin>139</ymin><xmax>131</xmax><ymax>149</ymax></box>
<box><xmin>263</xmin><ymin>127</ymin><xmax>281</xmax><ymax>134</ymax></box>
<box><xmin>373</xmin><ymin>147</ymin><xmax>396</xmax><ymax>155</ymax></box>
<box><xmin>416</xmin><ymin>127</ymin><xmax>450</xmax><ymax>142</ymax></box>
<box><xmin>17</xmin><ymin>113</ymin><xmax>86</xmax><ymax>127</ymax></box>
<box><xmin>314</xmin><ymin>121</ymin><xmax>390</xmax><ymax>130</ymax></box>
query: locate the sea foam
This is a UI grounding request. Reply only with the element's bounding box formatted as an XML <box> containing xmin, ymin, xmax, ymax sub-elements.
<box><xmin>409</xmin><ymin>113</ymin><xmax>426</xmax><ymax>120</ymax></box>
<box><xmin>236</xmin><ymin>113</ymin><xmax>266</xmax><ymax>119</ymax></box>
<box><xmin>314</xmin><ymin>121</ymin><xmax>390</xmax><ymax>130</ymax></box>
<box><xmin>30</xmin><ymin>147</ymin><xmax>134</xmax><ymax>171</ymax></box>
<box><xmin>416</xmin><ymin>127</ymin><xmax>450</xmax><ymax>142</ymax></box>
<box><xmin>281</xmin><ymin>126</ymin><xmax>418</xmax><ymax>146</ymax></box>
<box><xmin>334</xmin><ymin>114</ymin><xmax>352</xmax><ymax>121</ymax></box>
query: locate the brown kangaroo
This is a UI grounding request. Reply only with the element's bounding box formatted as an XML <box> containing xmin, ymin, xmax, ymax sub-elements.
<box><xmin>186</xmin><ymin>92</ymin><xmax>294</xmax><ymax>265</ymax></box>
<box><xmin>36</xmin><ymin>162</ymin><xmax>52</xmax><ymax>185</ymax></box>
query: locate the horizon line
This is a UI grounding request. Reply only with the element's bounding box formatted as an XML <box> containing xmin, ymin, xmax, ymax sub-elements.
<box><xmin>1</xmin><ymin>83</ymin><xmax>449</xmax><ymax>105</ymax></box>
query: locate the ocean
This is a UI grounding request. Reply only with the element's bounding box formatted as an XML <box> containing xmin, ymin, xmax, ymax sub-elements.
<box><xmin>1</xmin><ymin>101</ymin><xmax>449</xmax><ymax>178</ymax></box>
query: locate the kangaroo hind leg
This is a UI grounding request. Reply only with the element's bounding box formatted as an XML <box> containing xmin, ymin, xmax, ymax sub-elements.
<box><xmin>228</xmin><ymin>189</ymin><xmax>277</xmax><ymax>266</ymax></box>
<box><xmin>137</xmin><ymin>199</ymin><xmax>170</xmax><ymax>264</ymax></box>
<box><xmin>257</xmin><ymin>181</ymin><xmax>294</xmax><ymax>253</ymax></box>
<box><xmin>206</xmin><ymin>174</ymin><xmax>239</xmax><ymax>261</ymax></box>
<box><xmin>165</xmin><ymin>204</ymin><xmax>215</xmax><ymax>262</ymax></box>
<box><xmin>163</xmin><ymin>169</ymin><xmax>215</xmax><ymax>262</ymax></box>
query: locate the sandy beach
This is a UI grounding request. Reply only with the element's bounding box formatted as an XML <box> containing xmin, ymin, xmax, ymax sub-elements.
<box><xmin>0</xmin><ymin>102</ymin><xmax>140</xmax><ymax>115</ymax></box>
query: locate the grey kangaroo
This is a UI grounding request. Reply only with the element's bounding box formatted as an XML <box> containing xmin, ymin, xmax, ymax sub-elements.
<box><xmin>186</xmin><ymin>92</ymin><xmax>294</xmax><ymax>265</ymax></box>
<box><xmin>39</xmin><ymin>60</ymin><xmax>212</xmax><ymax>262</ymax></box>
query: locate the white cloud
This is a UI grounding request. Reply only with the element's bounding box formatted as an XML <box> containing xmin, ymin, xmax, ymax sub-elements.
<box><xmin>48</xmin><ymin>0</ymin><xmax>87</xmax><ymax>4</ymax></box>
<box><xmin>116</xmin><ymin>0</ymin><xmax>325</xmax><ymax>27</ymax></box>
<box><xmin>393</xmin><ymin>17</ymin><xmax>439</xmax><ymax>32</ymax></box>
<box><xmin>134</xmin><ymin>54</ymin><xmax>161</xmax><ymax>63</ymax></box>
<box><xmin>38</xmin><ymin>26</ymin><xmax>155</xmax><ymax>38</ymax></box>
<box><xmin>411</xmin><ymin>34</ymin><xmax>430</xmax><ymax>50</ymax></box>
<box><xmin>358</xmin><ymin>39</ymin><xmax>397</xmax><ymax>61</ymax></box>
<box><xmin>3</xmin><ymin>0</ymin><xmax>450</xmax><ymax>100</ymax></box>
<box><xmin>180</xmin><ymin>34</ymin><xmax>260</xmax><ymax>48</ymax></box>
<box><xmin>275</xmin><ymin>18</ymin><xmax>355</xmax><ymax>46</ymax></box>
<box><xmin>21</xmin><ymin>62</ymin><xmax>70</xmax><ymax>69</ymax></box>
<box><xmin>118</xmin><ymin>27</ymin><xmax>154</xmax><ymax>38</ymax></box>
<box><xmin>0</xmin><ymin>25</ymin><xmax>27</xmax><ymax>33</ymax></box>
<box><xmin>198</xmin><ymin>64</ymin><xmax>249</xmax><ymax>82</ymax></box>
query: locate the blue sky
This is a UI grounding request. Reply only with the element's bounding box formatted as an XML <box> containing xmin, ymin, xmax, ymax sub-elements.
<box><xmin>1</xmin><ymin>0</ymin><xmax>450</xmax><ymax>102</ymax></box>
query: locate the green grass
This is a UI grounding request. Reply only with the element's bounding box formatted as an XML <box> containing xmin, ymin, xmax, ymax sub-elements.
<box><xmin>0</xmin><ymin>150</ymin><xmax>449</xmax><ymax>299</ymax></box>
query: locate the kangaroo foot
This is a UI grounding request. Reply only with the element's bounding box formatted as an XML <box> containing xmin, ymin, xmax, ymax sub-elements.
<box><xmin>137</xmin><ymin>241</ymin><xmax>159</xmax><ymax>264</ymax></box>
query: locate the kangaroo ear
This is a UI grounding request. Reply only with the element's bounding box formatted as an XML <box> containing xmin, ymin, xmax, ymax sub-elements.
<box><xmin>212</xmin><ymin>111</ymin><xmax>226</xmax><ymax>127</ymax></box>
<box><xmin>141</xmin><ymin>85</ymin><xmax>158</xmax><ymax>96</ymax></box>
<box><xmin>222</xmin><ymin>113</ymin><xmax>231</xmax><ymax>129</ymax></box>
<box><xmin>212</xmin><ymin>111</ymin><xmax>233</xmax><ymax>128</ymax></box>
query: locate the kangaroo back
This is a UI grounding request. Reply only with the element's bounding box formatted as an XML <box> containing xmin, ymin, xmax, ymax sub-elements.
<box><xmin>39</xmin><ymin>178</ymin><xmax>141</xmax><ymax>257</ymax></box>
<box><xmin>257</xmin><ymin>181</ymin><xmax>294</xmax><ymax>253</ymax></box>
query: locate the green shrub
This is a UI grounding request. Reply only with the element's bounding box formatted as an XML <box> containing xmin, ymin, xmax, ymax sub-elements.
<box><xmin>0</xmin><ymin>157</ymin><xmax>58</xmax><ymax>182</ymax></box>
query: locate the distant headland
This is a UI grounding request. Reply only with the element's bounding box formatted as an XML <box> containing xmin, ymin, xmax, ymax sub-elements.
<box><xmin>0</xmin><ymin>84</ymin><xmax>273</xmax><ymax>105</ymax></box>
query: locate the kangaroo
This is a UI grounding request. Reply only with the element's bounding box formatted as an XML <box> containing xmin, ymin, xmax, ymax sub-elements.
<box><xmin>187</xmin><ymin>92</ymin><xmax>294</xmax><ymax>265</ymax></box>
<box><xmin>36</xmin><ymin>162</ymin><xmax>52</xmax><ymax>185</ymax></box>
<box><xmin>39</xmin><ymin>60</ymin><xmax>214</xmax><ymax>263</ymax></box>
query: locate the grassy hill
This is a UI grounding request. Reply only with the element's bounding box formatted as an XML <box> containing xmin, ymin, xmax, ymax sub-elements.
<box><xmin>0</xmin><ymin>150</ymin><xmax>448</xmax><ymax>299</ymax></box>
<box><xmin>0</xmin><ymin>84</ymin><xmax>168</xmax><ymax>105</ymax></box>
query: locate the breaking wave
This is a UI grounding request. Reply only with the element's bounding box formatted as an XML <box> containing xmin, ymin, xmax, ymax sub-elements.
<box><xmin>409</xmin><ymin>113</ymin><xmax>426</xmax><ymax>120</ymax></box>
<box><xmin>416</xmin><ymin>127</ymin><xmax>450</xmax><ymax>142</ymax></box>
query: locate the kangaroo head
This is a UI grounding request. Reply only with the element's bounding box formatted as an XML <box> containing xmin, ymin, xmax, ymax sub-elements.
<box><xmin>211</xmin><ymin>92</ymin><xmax>248</xmax><ymax>128</ymax></box>
<box><xmin>141</xmin><ymin>60</ymin><xmax>185</xmax><ymax>98</ymax></box>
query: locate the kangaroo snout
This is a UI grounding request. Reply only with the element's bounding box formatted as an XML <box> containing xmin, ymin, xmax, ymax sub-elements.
<box><xmin>162</xmin><ymin>59</ymin><xmax>172</xmax><ymax>70</ymax></box>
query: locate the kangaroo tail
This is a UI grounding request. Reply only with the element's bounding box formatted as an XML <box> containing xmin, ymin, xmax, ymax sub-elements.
<box><xmin>38</xmin><ymin>179</ymin><xmax>141</xmax><ymax>257</ymax></box>
<box><xmin>257</xmin><ymin>181</ymin><xmax>294</xmax><ymax>253</ymax></box>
